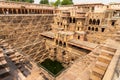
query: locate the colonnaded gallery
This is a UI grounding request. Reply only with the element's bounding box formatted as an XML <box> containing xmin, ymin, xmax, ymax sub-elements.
<box><xmin>0</xmin><ymin>1</ymin><xmax>120</xmax><ymax>80</ymax></box>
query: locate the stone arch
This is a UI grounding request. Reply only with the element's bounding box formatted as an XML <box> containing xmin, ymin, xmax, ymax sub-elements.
<box><xmin>32</xmin><ymin>9</ymin><xmax>34</xmax><ymax>14</ymax></box>
<box><xmin>8</xmin><ymin>9</ymin><xmax>12</xmax><ymax>14</ymax></box>
<box><xmin>73</xmin><ymin>18</ymin><xmax>76</xmax><ymax>23</ymax></box>
<box><xmin>22</xmin><ymin>9</ymin><xmax>25</xmax><ymax>14</ymax></box>
<box><xmin>77</xmin><ymin>27</ymin><xmax>80</xmax><ymax>31</ymax></box>
<box><xmin>0</xmin><ymin>8</ymin><xmax>3</xmax><ymax>14</ymax></box>
<box><xmin>59</xmin><ymin>41</ymin><xmax>62</xmax><ymax>46</ymax></box>
<box><xmin>57</xmin><ymin>22</ymin><xmax>59</xmax><ymax>25</ymax></box>
<box><xmin>92</xmin><ymin>27</ymin><xmax>94</xmax><ymax>31</ymax></box>
<box><xmin>101</xmin><ymin>28</ymin><xmax>105</xmax><ymax>32</ymax></box>
<box><xmin>39</xmin><ymin>10</ymin><xmax>42</xmax><ymax>14</ymax></box>
<box><xmin>69</xmin><ymin>17</ymin><xmax>72</xmax><ymax>23</ymax></box>
<box><xmin>50</xmin><ymin>10</ymin><xmax>52</xmax><ymax>14</ymax></box>
<box><xmin>4</xmin><ymin>8</ymin><xmax>7</xmax><ymax>14</ymax></box>
<box><xmin>89</xmin><ymin>19</ymin><xmax>92</xmax><ymax>24</ymax></box>
<box><xmin>61</xmin><ymin>22</ymin><xmax>62</xmax><ymax>26</ymax></box>
<box><xmin>46</xmin><ymin>10</ymin><xmax>47</xmax><ymax>14</ymax></box>
<box><xmin>37</xmin><ymin>9</ymin><xmax>39</xmax><ymax>14</ymax></box>
<box><xmin>35</xmin><ymin>9</ymin><xmax>38</xmax><ymax>14</ymax></box>
<box><xmin>29</xmin><ymin>9</ymin><xmax>32</xmax><ymax>14</ymax></box>
<box><xmin>92</xmin><ymin>19</ymin><xmax>96</xmax><ymax>25</ymax></box>
<box><xmin>25</xmin><ymin>9</ymin><xmax>28</xmax><ymax>14</ymax></box>
<box><xmin>51</xmin><ymin>10</ymin><xmax>53</xmax><ymax>14</ymax></box>
<box><xmin>88</xmin><ymin>27</ymin><xmax>91</xmax><ymax>30</ymax></box>
<box><xmin>49</xmin><ymin>10</ymin><xmax>51</xmax><ymax>14</ymax></box>
<box><xmin>95</xmin><ymin>28</ymin><xmax>98</xmax><ymax>31</ymax></box>
<box><xmin>78</xmin><ymin>35</ymin><xmax>80</xmax><ymax>39</ymax></box>
<box><xmin>13</xmin><ymin>9</ymin><xmax>17</xmax><ymax>14</ymax></box>
<box><xmin>96</xmin><ymin>19</ymin><xmax>100</xmax><ymax>25</ymax></box>
<box><xmin>56</xmin><ymin>40</ymin><xmax>58</xmax><ymax>45</ymax></box>
<box><xmin>46</xmin><ymin>10</ymin><xmax>48</xmax><ymax>14</ymax></box>
<box><xmin>63</xmin><ymin>42</ymin><xmax>66</xmax><ymax>47</ymax></box>
<box><xmin>111</xmin><ymin>21</ymin><xmax>115</xmax><ymax>26</ymax></box>
<box><xmin>18</xmin><ymin>9</ymin><xmax>21</xmax><ymax>14</ymax></box>
<box><xmin>62</xmin><ymin>50</ymin><xmax>66</xmax><ymax>55</ymax></box>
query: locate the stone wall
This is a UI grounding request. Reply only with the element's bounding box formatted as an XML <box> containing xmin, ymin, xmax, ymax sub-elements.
<box><xmin>0</xmin><ymin>14</ymin><xmax>54</xmax><ymax>62</ymax></box>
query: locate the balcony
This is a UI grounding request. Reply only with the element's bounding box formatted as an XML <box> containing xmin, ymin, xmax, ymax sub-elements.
<box><xmin>61</xmin><ymin>11</ymin><xmax>70</xmax><ymax>17</ymax></box>
<box><xmin>75</xmin><ymin>12</ymin><xmax>86</xmax><ymax>19</ymax></box>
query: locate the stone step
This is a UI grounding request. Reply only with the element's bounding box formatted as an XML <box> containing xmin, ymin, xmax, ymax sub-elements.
<box><xmin>0</xmin><ymin>60</ymin><xmax>7</xmax><ymax>65</ymax></box>
<box><xmin>0</xmin><ymin>72</ymin><xmax>10</xmax><ymax>79</ymax></box>
<box><xmin>116</xmin><ymin>31</ymin><xmax>120</xmax><ymax>34</ymax></box>
<box><xmin>100</xmin><ymin>52</ymin><xmax>113</xmax><ymax>59</ymax></box>
<box><xmin>116</xmin><ymin>34</ymin><xmax>120</xmax><ymax>36</ymax></box>
<box><xmin>90</xmin><ymin>74</ymin><xmax>101</xmax><ymax>80</ymax></box>
<box><xmin>115</xmin><ymin>38</ymin><xmax>120</xmax><ymax>41</ymax></box>
<box><xmin>98</xmin><ymin>55</ymin><xmax>111</xmax><ymax>64</ymax></box>
<box><xmin>101</xmin><ymin>49</ymin><xmax>114</xmax><ymax>56</ymax></box>
<box><xmin>95</xmin><ymin>61</ymin><xmax>108</xmax><ymax>70</ymax></box>
<box><xmin>11</xmin><ymin>57</ymin><xmax>19</xmax><ymax>62</ymax></box>
<box><xmin>9</xmin><ymin>54</ymin><xmax>16</xmax><ymax>59</ymax></box>
<box><xmin>92</xmin><ymin>67</ymin><xmax>105</xmax><ymax>78</ymax></box>
<box><xmin>100</xmin><ymin>45</ymin><xmax>116</xmax><ymax>53</ymax></box>
<box><xmin>0</xmin><ymin>57</ymin><xmax>5</xmax><ymax>61</ymax></box>
<box><xmin>0</xmin><ymin>53</ymin><xmax>4</xmax><ymax>58</ymax></box>
<box><xmin>99</xmin><ymin>55</ymin><xmax>111</xmax><ymax>61</ymax></box>
<box><xmin>5</xmin><ymin>49</ymin><xmax>15</xmax><ymax>55</ymax></box>
<box><xmin>17</xmin><ymin>64</ymin><xmax>22</xmax><ymax>69</ymax></box>
<box><xmin>0</xmin><ymin>67</ymin><xmax>10</xmax><ymax>75</ymax></box>
<box><xmin>89</xmin><ymin>53</ymin><xmax>98</xmax><ymax>59</ymax></box>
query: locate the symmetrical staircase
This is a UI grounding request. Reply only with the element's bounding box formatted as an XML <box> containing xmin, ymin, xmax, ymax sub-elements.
<box><xmin>0</xmin><ymin>48</ymin><xmax>11</xmax><ymax>80</ymax></box>
<box><xmin>115</xmin><ymin>31</ymin><xmax>120</xmax><ymax>42</ymax></box>
<box><xmin>0</xmin><ymin>39</ymin><xmax>33</xmax><ymax>80</ymax></box>
<box><xmin>90</xmin><ymin>45</ymin><xmax>116</xmax><ymax>80</ymax></box>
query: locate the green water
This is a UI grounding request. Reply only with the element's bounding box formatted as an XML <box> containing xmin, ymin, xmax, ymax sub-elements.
<box><xmin>39</xmin><ymin>59</ymin><xmax>64</xmax><ymax>75</ymax></box>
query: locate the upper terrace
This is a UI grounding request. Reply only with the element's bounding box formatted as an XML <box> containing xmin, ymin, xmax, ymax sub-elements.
<box><xmin>74</xmin><ymin>3</ymin><xmax>104</xmax><ymax>7</ymax></box>
<box><xmin>0</xmin><ymin>1</ymin><xmax>54</xmax><ymax>14</ymax></box>
<box><xmin>74</xmin><ymin>3</ymin><xmax>107</xmax><ymax>13</ymax></box>
<box><xmin>0</xmin><ymin>1</ymin><xmax>54</xmax><ymax>9</ymax></box>
<box><xmin>109</xmin><ymin>3</ymin><xmax>120</xmax><ymax>10</ymax></box>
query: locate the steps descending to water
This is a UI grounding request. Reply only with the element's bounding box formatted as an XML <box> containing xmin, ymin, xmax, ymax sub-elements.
<box><xmin>90</xmin><ymin>44</ymin><xmax>116</xmax><ymax>80</ymax></box>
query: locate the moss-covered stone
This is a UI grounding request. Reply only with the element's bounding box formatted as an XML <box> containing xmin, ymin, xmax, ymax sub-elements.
<box><xmin>38</xmin><ymin>59</ymin><xmax>64</xmax><ymax>75</ymax></box>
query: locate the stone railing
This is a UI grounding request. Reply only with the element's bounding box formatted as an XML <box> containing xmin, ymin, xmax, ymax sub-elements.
<box><xmin>0</xmin><ymin>1</ymin><xmax>54</xmax><ymax>9</ymax></box>
<box><xmin>61</xmin><ymin>11</ymin><xmax>70</xmax><ymax>17</ymax></box>
<box><xmin>75</xmin><ymin>12</ymin><xmax>86</xmax><ymax>18</ymax></box>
